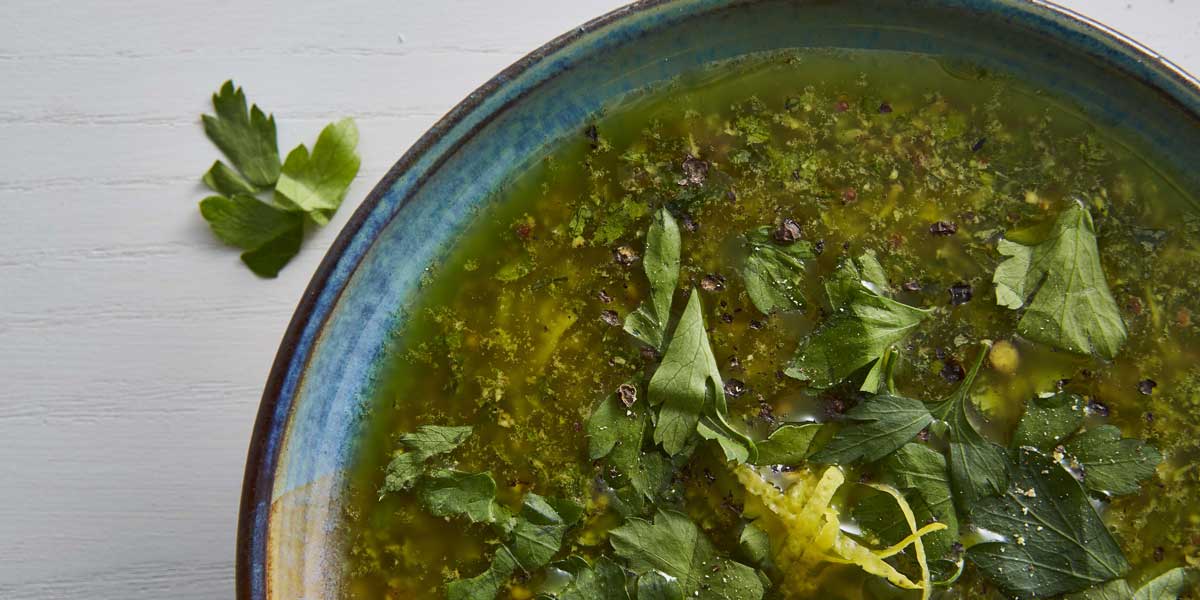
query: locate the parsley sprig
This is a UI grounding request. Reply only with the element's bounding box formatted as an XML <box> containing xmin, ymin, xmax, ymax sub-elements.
<box><xmin>198</xmin><ymin>81</ymin><xmax>361</xmax><ymax>277</ymax></box>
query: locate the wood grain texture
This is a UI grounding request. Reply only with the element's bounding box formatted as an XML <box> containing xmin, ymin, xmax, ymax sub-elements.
<box><xmin>0</xmin><ymin>0</ymin><xmax>1195</xmax><ymax>597</ymax></box>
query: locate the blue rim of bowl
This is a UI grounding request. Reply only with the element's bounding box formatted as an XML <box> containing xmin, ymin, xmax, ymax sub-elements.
<box><xmin>235</xmin><ymin>0</ymin><xmax>1200</xmax><ymax>597</ymax></box>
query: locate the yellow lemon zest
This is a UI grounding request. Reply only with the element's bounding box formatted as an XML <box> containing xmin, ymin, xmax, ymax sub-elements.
<box><xmin>734</xmin><ymin>465</ymin><xmax>944</xmax><ymax>599</ymax></box>
<box><xmin>865</xmin><ymin>482</ymin><xmax>944</xmax><ymax>600</ymax></box>
<box><xmin>874</xmin><ymin>522</ymin><xmax>949</xmax><ymax>559</ymax></box>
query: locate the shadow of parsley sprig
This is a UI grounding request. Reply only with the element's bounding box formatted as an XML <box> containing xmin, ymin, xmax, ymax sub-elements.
<box><xmin>197</xmin><ymin>80</ymin><xmax>360</xmax><ymax>277</ymax></box>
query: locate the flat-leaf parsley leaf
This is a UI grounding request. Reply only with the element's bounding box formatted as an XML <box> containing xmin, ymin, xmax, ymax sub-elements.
<box><xmin>202</xmin><ymin>81</ymin><xmax>280</xmax><ymax>189</ymax></box>
<box><xmin>549</xmin><ymin>556</ymin><xmax>631</xmax><ymax>600</ymax></box>
<box><xmin>623</xmin><ymin>208</ymin><xmax>681</xmax><ymax>350</ymax></box>
<box><xmin>274</xmin><ymin>118</ymin><xmax>362</xmax><ymax>225</ymax></box>
<box><xmin>1063</xmin><ymin>425</ymin><xmax>1162</xmax><ymax>497</ymax></box>
<box><xmin>648</xmin><ymin>290</ymin><xmax>755</xmax><ymax>462</ymax></box>
<box><xmin>809</xmin><ymin>394</ymin><xmax>934</xmax><ymax>465</ymax></box>
<box><xmin>610</xmin><ymin>510</ymin><xmax>764</xmax><ymax>600</ymax></box>
<box><xmin>198</xmin><ymin>193</ymin><xmax>304</xmax><ymax>277</ymax></box>
<box><xmin>786</xmin><ymin>252</ymin><xmax>930</xmax><ymax>391</ymax></box>
<box><xmin>993</xmin><ymin>202</ymin><xmax>1127</xmax><ymax>358</ymax></box>
<box><xmin>1010</xmin><ymin>392</ymin><xmax>1085</xmax><ymax>451</ymax></box>
<box><xmin>585</xmin><ymin>382</ymin><xmax>669</xmax><ymax>500</ymax></box>
<box><xmin>418</xmin><ymin>469</ymin><xmax>505</xmax><ymax>524</ymax></box>
<box><xmin>1132</xmin><ymin>567</ymin><xmax>1199</xmax><ymax>599</ymax></box>
<box><xmin>381</xmin><ymin>424</ymin><xmax>473</xmax><ymax>493</ymax></box>
<box><xmin>927</xmin><ymin>344</ymin><xmax>1010</xmax><ymax>511</ymax></box>
<box><xmin>741</xmin><ymin>226</ymin><xmax>815</xmax><ymax>314</ymax></box>
<box><xmin>751</xmin><ymin>422</ymin><xmax>820</xmax><ymax>466</ymax></box>
<box><xmin>967</xmin><ymin>447</ymin><xmax>1129</xmax><ymax>598</ymax></box>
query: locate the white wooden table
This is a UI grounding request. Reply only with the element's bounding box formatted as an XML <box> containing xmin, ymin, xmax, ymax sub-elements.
<box><xmin>0</xmin><ymin>1</ymin><xmax>1195</xmax><ymax>598</ymax></box>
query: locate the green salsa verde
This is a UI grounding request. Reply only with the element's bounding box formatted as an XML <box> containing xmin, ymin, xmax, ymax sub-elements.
<box><xmin>337</xmin><ymin>50</ymin><xmax>1200</xmax><ymax>599</ymax></box>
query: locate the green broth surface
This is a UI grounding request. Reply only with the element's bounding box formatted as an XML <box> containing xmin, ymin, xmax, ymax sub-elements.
<box><xmin>338</xmin><ymin>50</ymin><xmax>1200</xmax><ymax>599</ymax></box>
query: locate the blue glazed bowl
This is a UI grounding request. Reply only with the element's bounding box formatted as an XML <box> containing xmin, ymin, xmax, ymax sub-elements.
<box><xmin>237</xmin><ymin>1</ymin><xmax>1200</xmax><ymax>597</ymax></box>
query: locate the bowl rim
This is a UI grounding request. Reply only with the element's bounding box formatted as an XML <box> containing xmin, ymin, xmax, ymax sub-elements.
<box><xmin>235</xmin><ymin>0</ymin><xmax>1200</xmax><ymax>597</ymax></box>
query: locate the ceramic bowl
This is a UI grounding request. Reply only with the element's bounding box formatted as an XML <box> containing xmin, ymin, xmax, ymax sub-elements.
<box><xmin>237</xmin><ymin>1</ymin><xmax>1200</xmax><ymax>597</ymax></box>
